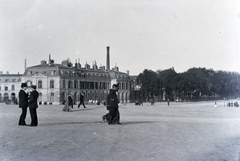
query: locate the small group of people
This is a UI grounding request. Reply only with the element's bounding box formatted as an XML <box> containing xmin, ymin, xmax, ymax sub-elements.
<box><xmin>62</xmin><ymin>91</ymin><xmax>86</xmax><ymax>112</ymax></box>
<box><xmin>62</xmin><ymin>84</ymin><xmax>122</xmax><ymax>125</ymax></box>
<box><xmin>18</xmin><ymin>83</ymin><xmax>39</xmax><ymax>126</ymax></box>
<box><xmin>227</xmin><ymin>101</ymin><xmax>239</xmax><ymax>107</ymax></box>
<box><xmin>102</xmin><ymin>84</ymin><xmax>121</xmax><ymax>125</ymax></box>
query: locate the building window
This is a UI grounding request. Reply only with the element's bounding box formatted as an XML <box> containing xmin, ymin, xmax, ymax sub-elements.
<box><xmin>50</xmin><ymin>80</ymin><xmax>54</xmax><ymax>88</ymax></box>
<box><xmin>11</xmin><ymin>85</ymin><xmax>15</xmax><ymax>90</ymax></box>
<box><xmin>91</xmin><ymin>82</ymin><xmax>94</xmax><ymax>89</ymax></box>
<box><xmin>26</xmin><ymin>81</ymin><xmax>32</xmax><ymax>87</ymax></box>
<box><xmin>63</xmin><ymin>80</ymin><xmax>65</xmax><ymax>88</ymax></box>
<box><xmin>68</xmin><ymin>81</ymin><xmax>72</xmax><ymax>89</ymax></box>
<box><xmin>74</xmin><ymin>80</ymin><xmax>77</xmax><ymax>89</ymax></box>
<box><xmin>38</xmin><ymin>80</ymin><xmax>42</xmax><ymax>89</ymax></box>
<box><xmin>80</xmin><ymin>81</ymin><xmax>84</xmax><ymax>89</ymax></box>
<box><xmin>51</xmin><ymin>70</ymin><xmax>56</xmax><ymax>76</ymax></box>
<box><xmin>5</xmin><ymin>86</ymin><xmax>8</xmax><ymax>91</ymax></box>
<box><xmin>95</xmin><ymin>82</ymin><xmax>98</xmax><ymax>89</ymax></box>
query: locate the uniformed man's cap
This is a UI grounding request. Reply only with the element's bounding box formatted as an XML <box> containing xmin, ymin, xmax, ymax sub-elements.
<box><xmin>112</xmin><ymin>84</ymin><xmax>119</xmax><ymax>88</ymax></box>
<box><xmin>31</xmin><ymin>85</ymin><xmax>37</xmax><ymax>89</ymax></box>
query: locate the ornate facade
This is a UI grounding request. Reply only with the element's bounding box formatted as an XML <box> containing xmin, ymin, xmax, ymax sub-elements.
<box><xmin>0</xmin><ymin>47</ymin><xmax>131</xmax><ymax>105</ymax></box>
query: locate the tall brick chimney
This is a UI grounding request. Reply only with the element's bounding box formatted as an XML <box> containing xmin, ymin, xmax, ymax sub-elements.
<box><xmin>106</xmin><ymin>46</ymin><xmax>110</xmax><ymax>70</ymax></box>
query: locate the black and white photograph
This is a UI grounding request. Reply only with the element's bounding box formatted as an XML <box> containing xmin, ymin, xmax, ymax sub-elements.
<box><xmin>0</xmin><ymin>0</ymin><xmax>240</xmax><ymax>160</ymax></box>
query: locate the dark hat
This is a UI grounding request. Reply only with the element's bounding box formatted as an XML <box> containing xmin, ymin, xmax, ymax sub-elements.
<box><xmin>31</xmin><ymin>85</ymin><xmax>37</xmax><ymax>89</ymax></box>
<box><xmin>112</xmin><ymin>84</ymin><xmax>119</xmax><ymax>88</ymax></box>
<box><xmin>21</xmin><ymin>83</ymin><xmax>27</xmax><ymax>88</ymax></box>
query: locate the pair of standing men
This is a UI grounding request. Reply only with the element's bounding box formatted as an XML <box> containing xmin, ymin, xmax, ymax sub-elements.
<box><xmin>102</xmin><ymin>84</ymin><xmax>121</xmax><ymax>125</ymax></box>
<box><xmin>18</xmin><ymin>83</ymin><xmax>39</xmax><ymax>126</ymax></box>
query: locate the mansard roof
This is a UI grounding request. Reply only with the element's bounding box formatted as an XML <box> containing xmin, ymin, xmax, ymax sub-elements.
<box><xmin>0</xmin><ymin>74</ymin><xmax>23</xmax><ymax>77</ymax></box>
<box><xmin>26</xmin><ymin>63</ymin><xmax>128</xmax><ymax>75</ymax></box>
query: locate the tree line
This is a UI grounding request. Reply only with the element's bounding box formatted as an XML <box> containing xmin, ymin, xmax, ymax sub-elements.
<box><xmin>136</xmin><ymin>67</ymin><xmax>240</xmax><ymax>101</ymax></box>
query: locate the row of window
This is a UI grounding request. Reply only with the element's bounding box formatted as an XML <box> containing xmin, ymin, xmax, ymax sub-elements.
<box><xmin>27</xmin><ymin>70</ymin><xmax>112</xmax><ymax>78</ymax></box>
<box><xmin>37</xmin><ymin>80</ymin><xmax>129</xmax><ymax>90</ymax></box>
<box><xmin>27</xmin><ymin>70</ymin><xmax>129</xmax><ymax>80</ymax></box>
<box><xmin>0</xmin><ymin>78</ymin><xmax>21</xmax><ymax>83</ymax></box>
<box><xmin>0</xmin><ymin>81</ymin><xmax>129</xmax><ymax>91</ymax></box>
<box><xmin>0</xmin><ymin>85</ymin><xmax>15</xmax><ymax>91</ymax></box>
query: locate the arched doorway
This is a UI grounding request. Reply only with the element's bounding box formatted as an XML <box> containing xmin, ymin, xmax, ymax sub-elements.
<box><xmin>50</xmin><ymin>93</ymin><xmax>54</xmax><ymax>103</ymax></box>
<box><xmin>38</xmin><ymin>93</ymin><xmax>42</xmax><ymax>102</ymax></box>
<box><xmin>4</xmin><ymin>93</ymin><xmax>9</xmax><ymax>102</ymax></box>
<box><xmin>61</xmin><ymin>92</ymin><xmax>65</xmax><ymax>104</ymax></box>
<box><xmin>11</xmin><ymin>93</ymin><xmax>16</xmax><ymax>103</ymax></box>
<box><xmin>73</xmin><ymin>92</ymin><xmax>77</xmax><ymax>104</ymax></box>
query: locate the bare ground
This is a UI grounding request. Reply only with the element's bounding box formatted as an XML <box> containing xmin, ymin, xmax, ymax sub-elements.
<box><xmin>0</xmin><ymin>100</ymin><xmax>240</xmax><ymax>161</ymax></box>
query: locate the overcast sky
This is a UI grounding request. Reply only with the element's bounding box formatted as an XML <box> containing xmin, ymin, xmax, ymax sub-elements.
<box><xmin>0</xmin><ymin>0</ymin><xmax>240</xmax><ymax>75</ymax></box>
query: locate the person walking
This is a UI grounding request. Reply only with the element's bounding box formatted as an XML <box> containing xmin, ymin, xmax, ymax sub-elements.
<box><xmin>68</xmin><ymin>92</ymin><xmax>74</xmax><ymax>111</ymax></box>
<box><xmin>29</xmin><ymin>85</ymin><xmax>39</xmax><ymax>126</ymax></box>
<box><xmin>62</xmin><ymin>92</ymin><xmax>73</xmax><ymax>112</ymax></box>
<box><xmin>107</xmin><ymin>84</ymin><xmax>121</xmax><ymax>125</ymax></box>
<box><xmin>102</xmin><ymin>89</ymin><xmax>112</xmax><ymax>123</ymax></box>
<box><xmin>18</xmin><ymin>83</ymin><xmax>29</xmax><ymax>126</ymax></box>
<box><xmin>78</xmin><ymin>92</ymin><xmax>86</xmax><ymax>108</ymax></box>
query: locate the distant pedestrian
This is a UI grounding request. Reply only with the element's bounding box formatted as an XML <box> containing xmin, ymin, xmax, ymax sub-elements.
<box><xmin>18</xmin><ymin>83</ymin><xmax>29</xmax><ymax>126</ymax></box>
<box><xmin>29</xmin><ymin>85</ymin><xmax>39</xmax><ymax>126</ymax></box>
<box><xmin>150</xmin><ymin>98</ymin><xmax>155</xmax><ymax>105</ymax></box>
<box><xmin>62</xmin><ymin>92</ymin><xmax>73</xmax><ymax>112</ymax></box>
<box><xmin>68</xmin><ymin>93</ymin><xmax>74</xmax><ymax>110</ymax></box>
<box><xmin>167</xmin><ymin>99</ymin><xmax>170</xmax><ymax>106</ymax></box>
<box><xmin>78</xmin><ymin>92</ymin><xmax>86</xmax><ymax>108</ymax></box>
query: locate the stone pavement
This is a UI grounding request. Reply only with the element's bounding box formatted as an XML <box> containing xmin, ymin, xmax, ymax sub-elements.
<box><xmin>0</xmin><ymin>100</ymin><xmax>240</xmax><ymax>161</ymax></box>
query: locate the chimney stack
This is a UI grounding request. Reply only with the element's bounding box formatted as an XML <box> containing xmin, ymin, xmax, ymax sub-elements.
<box><xmin>106</xmin><ymin>46</ymin><xmax>110</xmax><ymax>70</ymax></box>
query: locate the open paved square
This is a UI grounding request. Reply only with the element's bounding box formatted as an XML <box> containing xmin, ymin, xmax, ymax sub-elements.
<box><xmin>1</xmin><ymin>100</ymin><xmax>240</xmax><ymax>161</ymax></box>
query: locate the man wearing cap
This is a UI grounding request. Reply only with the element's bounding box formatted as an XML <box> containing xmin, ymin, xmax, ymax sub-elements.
<box><xmin>18</xmin><ymin>83</ymin><xmax>29</xmax><ymax>126</ymax></box>
<box><xmin>106</xmin><ymin>84</ymin><xmax>121</xmax><ymax>125</ymax></box>
<box><xmin>78</xmin><ymin>91</ymin><xmax>86</xmax><ymax>108</ymax></box>
<box><xmin>29</xmin><ymin>85</ymin><xmax>39</xmax><ymax>126</ymax></box>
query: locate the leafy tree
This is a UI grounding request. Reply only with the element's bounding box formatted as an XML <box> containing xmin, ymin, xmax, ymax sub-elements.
<box><xmin>136</xmin><ymin>69</ymin><xmax>158</xmax><ymax>100</ymax></box>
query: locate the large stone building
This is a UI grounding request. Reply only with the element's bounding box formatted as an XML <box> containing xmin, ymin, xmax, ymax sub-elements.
<box><xmin>0</xmin><ymin>72</ymin><xmax>22</xmax><ymax>103</ymax></box>
<box><xmin>0</xmin><ymin>47</ymin><xmax>131</xmax><ymax>105</ymax></box>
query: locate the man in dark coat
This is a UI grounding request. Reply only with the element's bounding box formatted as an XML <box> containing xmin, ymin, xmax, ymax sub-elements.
<box><xmin>18</xmin><ymin>83</ymin><xmax>29</xmax><ymax>126</ymax></box>
<box><xmin>78</xmin><ymin>92</ymin><xmax>86</xmax><ymax>108</ymax></box>
<box><xmin>107</xmin><ymin>84</ymin><xmax>120</xmax><ymax>125</ymax></box>
<box><xmin>29</xmin><ymin>85</ymin><xmax>39</xmax><ymax>126</ymax></box>
<box><xmin>102</xmin><ymin>89</ymin><xmax>112</xmax><ymax>123</ymax></box>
